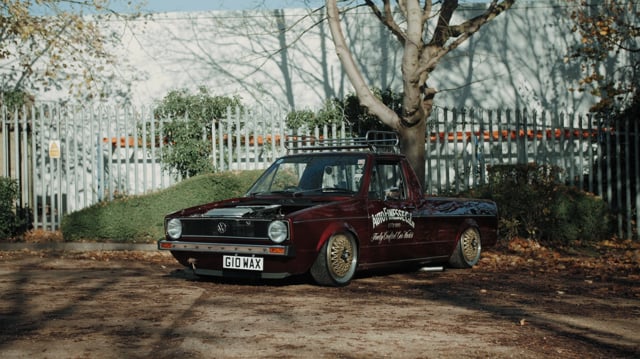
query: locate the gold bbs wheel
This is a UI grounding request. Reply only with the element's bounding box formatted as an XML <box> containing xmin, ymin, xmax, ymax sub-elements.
<box><xmin>328</xmin><ymin>234</ymin><xmax>355</xmax><ymax>278</ymax></box>
<box><xmin>461</xmin><ymin>227</ymin><xmax>481</xmax><ymax>263</ymax></box>
<box><xmin>449</xmin><ymin>227</ymin><xmax>482</xmax><ymax>268</ymax></box>
<box><xmin>310</xmin><ymin>233</ymin><xmax>358</xmax><ymax>286</ymax></box>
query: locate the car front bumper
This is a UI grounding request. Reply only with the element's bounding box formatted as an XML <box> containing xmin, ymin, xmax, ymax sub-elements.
<box><xmin>157</xmin><ymin>240</ymin><xmax>294</xmax><ymax>257</ymax></box>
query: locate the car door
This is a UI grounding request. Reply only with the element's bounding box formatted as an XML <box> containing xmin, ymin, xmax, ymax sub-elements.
<box><xmin>366</xmin><ymin>160</ymin><xmax>418</xmax><ymax>265</ymax></box>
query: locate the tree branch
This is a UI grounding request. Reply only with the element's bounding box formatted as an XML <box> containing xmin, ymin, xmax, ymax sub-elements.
<box><xmin>421</xmin><ymin>0</ymin><xmax>515</xmax><ymax>73</ymax></box>
<box><xmin>429</xmin><ymin>0</ymin><xmax>458</xmax><ymax>47</ymax></box>
<box><xmin>363</xmin><ymin>0</ymin><xmax>406</xmax><ymax>45</ymax></box>
<box><xmin>447</xmin><ymin>0</ymin><xmax>514</xmax><ymax>39</ymax></box>
<box><xmin>326</xmin><ymin>0</ymin><xmax>400</xmax><ymax>129</ymax></box>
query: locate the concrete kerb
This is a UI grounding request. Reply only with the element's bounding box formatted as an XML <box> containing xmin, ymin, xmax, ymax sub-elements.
<box><xmin>0</xmin><ymin>242</ymin><xmax>157</xmax><ymax>251</ymax></box>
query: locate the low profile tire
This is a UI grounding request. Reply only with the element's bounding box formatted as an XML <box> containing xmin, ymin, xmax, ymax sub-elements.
<box><xmin>310</xmin><ymin>233</ymin><xmax>358</xmax><ymax>286</ymax></box>
<box><xmin>448</xmin><ymin>227</ymin><xmax>482</xmax><ymax>268</ymax></box>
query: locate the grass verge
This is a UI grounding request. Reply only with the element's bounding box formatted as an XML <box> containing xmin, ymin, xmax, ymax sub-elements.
<box><xmin>61</xmin><ymin>170</ymin><xmax>262</xmax><ymax>243</ymax></box>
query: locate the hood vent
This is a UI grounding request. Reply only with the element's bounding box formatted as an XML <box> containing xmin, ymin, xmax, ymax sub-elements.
<box><xmin>204</xmin><ymin>207</ymin><xmax>254</xmax><ymax>217</ymax></box>
<box><xmin>203</xmin><ymin>205</ymin><xmax>281</xmax><ymax>218</ymax></box>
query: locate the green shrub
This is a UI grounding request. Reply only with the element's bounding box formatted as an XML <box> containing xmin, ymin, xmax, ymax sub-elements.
<box><xmin>466</xmin><ymin>163</ymin><xmax>612</xmax><ymax>244</ymax></box>
<box><xmin>61</xmin><ymin>170</ymin><xmax>262</xmax><ymax>242</ymax></box>
<box><xmin>153</xmin><ymin>87</ymin><xmax>243</xmax><ymax>178</ymax></box>
<box><xmin>549</xmin><ymin>186</ymin><xmax>611</xmax><ymax>243</ymax></box>
<box><xmin>0</xmin><ymin>177</ymin><xmax>18</xmax><ymax>239</ymax></box>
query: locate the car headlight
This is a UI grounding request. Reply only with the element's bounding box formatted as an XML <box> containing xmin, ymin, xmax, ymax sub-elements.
<box><xmin>268</xmin><ymin>221</ymin><xmax>288</xmax><ymax>243</ymax></box>
<box><xmin>166</xmin><ymin>218</ymin><xmax>182</xmax><ymax>239</ymax></box>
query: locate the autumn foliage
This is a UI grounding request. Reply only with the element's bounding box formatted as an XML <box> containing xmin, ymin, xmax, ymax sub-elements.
<box><xmin>0</xmin><ymin>0</ymin><xmax>139</xmax><ymax>100</ymax></box>
<box><xmin>568</xmin><ymin>0</ymin><xmax>639</xmax><ymax>113</ymax></box>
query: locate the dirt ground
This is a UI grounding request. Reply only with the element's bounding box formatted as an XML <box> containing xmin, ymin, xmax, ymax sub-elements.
<box><xmin>0</xmin><ymin>239</ymin><xmax>639</xmax><ymax>359</ymax></box>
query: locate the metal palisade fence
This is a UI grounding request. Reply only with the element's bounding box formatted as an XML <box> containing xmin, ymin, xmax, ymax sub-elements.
<box><xmin>1</xmin><ymin>104</ymin><xmax>638</xmax><ymax>238</ymax></box>
<box><xmin>1</xmin><ymin>104</ymin><xmax>179</xmax><ymax>231</ymax></box>
<box><xmin>211</xmin><ymin>106</ymin><xmax>347</xmax><ymax>171</ymax></box>
<box><xmin>425</xmin><ymin>107</ymin><xmax>639</xmax><ymax>238</ymax></box>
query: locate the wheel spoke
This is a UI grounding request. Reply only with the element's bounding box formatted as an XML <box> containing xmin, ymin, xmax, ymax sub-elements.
<box><xmin>329</xmin><ymin>235</ymin><xmax>353</xmax><ymax>277</ymax></box>
<box><xmin>461</xmin><ymin>229</ymin><xmax>480</xmax><ymax>262</ymax></box>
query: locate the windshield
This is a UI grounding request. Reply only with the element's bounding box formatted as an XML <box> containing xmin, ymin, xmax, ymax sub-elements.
<box><xmin>247</xmin><ymin>154</ymin><xmax>368</xmax><ymax>196</ymax></box>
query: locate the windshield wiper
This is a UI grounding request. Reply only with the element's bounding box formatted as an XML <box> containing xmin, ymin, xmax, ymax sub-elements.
<box><xmin>321</xmin><ymin>187</ymin><xmax>354</xmax><ymax>193</ymax></box>
<box><xmin>251</xmin><ymin>187</ymin><xmax>355</xmax><ymax>197</ymax></box>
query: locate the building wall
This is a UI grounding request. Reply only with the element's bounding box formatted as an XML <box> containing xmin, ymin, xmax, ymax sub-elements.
<box><xmin>36</xmin><ymin>1</ymin><xmax>630</xmax><ymax>113</ymax></box>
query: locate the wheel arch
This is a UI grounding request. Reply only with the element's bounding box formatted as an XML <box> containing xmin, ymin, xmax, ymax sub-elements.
<box><xmin>314</xmin><ymin>221</ymin><xmax>360</xmax><ymax>253</ymax></box>
<box><xmin>454</xmin><ymin>218</ymin><xmax>480</xmax><ymax>245</ymax></box>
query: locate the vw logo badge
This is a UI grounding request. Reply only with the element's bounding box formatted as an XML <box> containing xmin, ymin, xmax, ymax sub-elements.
<box><xmin>217</xmin><ymin>222</ymin><xmax>228</xmax><ymax>234</ymax></box>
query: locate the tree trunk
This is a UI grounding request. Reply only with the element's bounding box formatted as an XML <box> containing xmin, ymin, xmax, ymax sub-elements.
<box><xmin>398</xmin><ymin>117</ymin><xmax>427</xmax><ymax>189</ymax></box>
<box><xmin>325</xmin><ymin>0</ymin><xmax>516</xmax><ymax>190</ymax></box>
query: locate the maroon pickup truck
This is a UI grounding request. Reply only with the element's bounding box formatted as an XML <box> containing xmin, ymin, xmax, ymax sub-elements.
<box><xmin>158</xmin><ymin>132</ymin><xmax>498</xmax><ymax>286</ymax></box>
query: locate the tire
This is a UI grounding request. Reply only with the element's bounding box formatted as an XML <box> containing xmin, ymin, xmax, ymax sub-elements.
<box><xmin>310</xmin><ymin>233</ymin><xmax>358</xmax><ymax>286</ymax></box>
<box><xmin>448</xmin><ymin>227</ymin><xmax>482</xmax><ymax>268</ymax></box>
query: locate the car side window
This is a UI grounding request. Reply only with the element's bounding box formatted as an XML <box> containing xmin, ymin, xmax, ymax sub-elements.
<box><xmin>369</xmin><ymin>162</ymin><xmax>406</xmax><ymax>201</ymax></box>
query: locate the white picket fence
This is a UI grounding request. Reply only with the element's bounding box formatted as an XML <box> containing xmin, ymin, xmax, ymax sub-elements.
<box><xmin>1</xmin><ymin>104</ymin><xmax>639</xmax><ymax>239</ymax></box>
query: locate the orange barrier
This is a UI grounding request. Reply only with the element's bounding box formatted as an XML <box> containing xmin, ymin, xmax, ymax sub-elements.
<box><xmin>102</xmin><ymin>137</ymin><xmax>168</xmax><ymax>148</ymax></box>
<box><xmin>102</xmin><ymin>137</ymin><xmax>140</xmax><ymax>147</ymax></box>
<box><xmin>221</xmin><ymin>134</ymin><xmax>328</xmax><ymax>146</ymax></box>
<box><xmin>428</xmin><ymin>129</ymin><xmax>602</xmax><ymax>142</ymax></box>
<box><xmin>101</xmin><ymin>134</ymin><xmax>321</xmax><ymax>148</ymax></box>
<box><xmin>221</xmin><ymin>134</ymin><xmax>284</xmax><ymax>146</ymax></box>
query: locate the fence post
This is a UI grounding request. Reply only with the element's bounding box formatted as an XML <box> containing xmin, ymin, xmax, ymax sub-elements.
<box><xmin>226</xmin><ymin>109</ymin><xmax>232</xmax><ymax>170</ymax></box>
<box><xmin>487</xmin><ymin>109</ymin><xmax>495</xmax><ymax>181</ymax></box>
<box><xmin>624</xmin><ymin>118</ymin><xmax>632</xmax><ymax>237</ymax></box>
<box><xmin>586</xmin><ymin>113</ymin><xmax>595</xmax><ymax>193</ymax></box>
<box><xmin>635</xmin><ymin>120</ymin><xmax>640</xmax><ymax>238</ymax></box>
<box><xmin>40</xmin><ymin>106</ymin><xmax>48</xmax><ymax>230</ymax></box>
<box><xmin>12</xmin><ymin>108</ymin><xmax>19</xmax><ymax>207</ymax></box>
<box><xmin>615</xmin><ymin>120</ymin><xmax>623</xmax><ymax>238</ymax></box>
<box><xmin>1</xmin><ymin>107</ymin><xmax>6</xmax><ymax>177</ymax></box>
<box><xmin>211</xmin><ymin>117</ymin><xmax>217</xmax><ymax>171</ymax></box>
<box><xmin>519</xmin><ymin>109</ymin><xmax>527</xmax><ymax>164</ymax></box>
<box><xmin>567</xmin><ymin>112</ymin><xmax>576</xmax><ymax>185</ymax></box>
<box><xmin>475</xmin><ymin>108</ymin><xmax>486</xmax><ymax>186</ymax></box>
<box><xmin>436</xmin><ymin>107</ymin><xmax>443</xmax><ymax>194</ymax></box>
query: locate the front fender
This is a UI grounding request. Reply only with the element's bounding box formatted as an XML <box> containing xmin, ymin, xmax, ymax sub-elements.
<box><xmin>314</xmin><ymin>221</ymin><xmax>359</xmax><ymax>253</ymax></box>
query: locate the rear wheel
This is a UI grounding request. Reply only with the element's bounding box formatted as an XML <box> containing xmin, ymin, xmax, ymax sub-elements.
<box><xmin>448</xmin><ymin>227</ymin><xmax>482</xmax><ymax>268</ymax></box>
<box><xmin>310</xmin><ymin>233</ymin><xmax>358</xmax><ymax>286</ymax></box>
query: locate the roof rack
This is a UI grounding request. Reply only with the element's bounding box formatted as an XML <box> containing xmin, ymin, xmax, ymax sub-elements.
<box><xmin>285</xmin><ymin>131</ymin><xmax>399</xmax><ymax>153</ymax></box>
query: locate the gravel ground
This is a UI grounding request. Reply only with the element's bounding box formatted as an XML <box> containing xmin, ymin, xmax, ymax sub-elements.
<box><xmin>0</xmin><ymin>240</ymin><xmax>638</xmax><ymax>358</ymax></box>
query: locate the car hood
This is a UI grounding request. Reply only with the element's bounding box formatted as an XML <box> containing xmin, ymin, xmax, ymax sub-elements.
<box><xmin>166</xmin><ymin>195</ymin><xmax>354</xmax><ymax>220</ymax></box>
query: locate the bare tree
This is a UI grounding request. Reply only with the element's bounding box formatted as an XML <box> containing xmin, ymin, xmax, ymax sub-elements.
<box><xmin>0</xmin><ymin>0</ymin><xmax>140</xmax><ymax>103</ymax></box>
<box><xmin>326</xmin><ymin>0</ymin><xmax>515</xmax><ymax>185</ymax></box>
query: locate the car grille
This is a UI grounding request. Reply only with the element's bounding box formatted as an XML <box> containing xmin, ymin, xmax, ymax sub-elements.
<box><xmin>180</xmin><ymin>218</ymin><xmax>270</xmax><ymax>239</ymax></box>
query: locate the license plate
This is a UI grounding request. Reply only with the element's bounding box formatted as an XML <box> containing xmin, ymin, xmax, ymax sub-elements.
<box><xmin>223</xmin><ymin>255</ymin><xmax>263</xmax><ymax>271</ymax></box>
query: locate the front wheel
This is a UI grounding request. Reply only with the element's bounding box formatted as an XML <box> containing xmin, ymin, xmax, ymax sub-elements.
<box><xmin>310</xmin><ymin>233</ymin><xmax>358</xmax><ymax>286</ymax></box>
<box><xmin>448</xmin><ymin>227</ymin><xmax>482</xmax><ymax>268</ymax></box>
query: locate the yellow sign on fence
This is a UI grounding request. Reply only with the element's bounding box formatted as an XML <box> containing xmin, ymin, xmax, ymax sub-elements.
<box><xmin>49</xmin><ymin>141</ymin><xmax>61</xmax><ymax>159</ymax></box>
